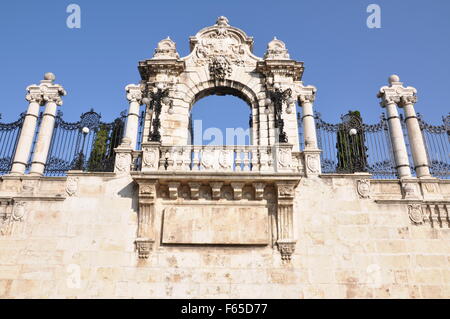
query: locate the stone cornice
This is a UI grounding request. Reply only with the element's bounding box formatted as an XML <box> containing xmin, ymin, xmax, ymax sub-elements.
<box><xmin>256</xmin><ymin>59</ymin><xmax>304</xmax><ymax>81</ymax></box>
<box><xmin>138</xmin><ymin>59</ymin><xmax>186</xmax><ymax>81</ymax></box>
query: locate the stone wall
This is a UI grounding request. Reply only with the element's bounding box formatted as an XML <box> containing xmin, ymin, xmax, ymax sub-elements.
<box><xmin>0</xmin><ymin>173</ymin><xmax>449</xmax><ymax>299</ymax></box>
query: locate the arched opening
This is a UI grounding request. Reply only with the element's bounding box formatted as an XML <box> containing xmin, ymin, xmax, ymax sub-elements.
<box><xmin>190</xmin><ymin>88</ymin><xmax>253</xmax><ymax>146</ymax></box>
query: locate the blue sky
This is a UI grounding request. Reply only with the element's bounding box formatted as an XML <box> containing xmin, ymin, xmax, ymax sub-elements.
<box><xmin>0</xmin><ymin>0</ymin><xmax>449</xmax><ymax>134</ymax></box>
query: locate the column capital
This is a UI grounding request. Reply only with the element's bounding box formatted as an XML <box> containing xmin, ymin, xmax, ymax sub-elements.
<box><xmin>399</xmin><ymin>95</ymin><xmax>418</xmax><ymax>107</ymax></box>
<box><xmin>377</xmin><ymin>74</ymin><xmax>417</xmax><ymax>108</ymax></box>
<box><xmin>125</xmin><ymin>83</ymin><xmax>144</xmax><ymax>104</ymax></box>
<box><xmin>25</xmin><ymin>73</ymin><xmax>66</xmax><ymax>106</ymax></box>
<box><xmin>296</xmin><ymin>84</ymin><xmax>317</xmax><ymax>104</ymax></box>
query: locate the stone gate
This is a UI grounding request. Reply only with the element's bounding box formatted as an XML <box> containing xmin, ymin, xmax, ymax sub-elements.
<box><xmin>0</xmin><ymin>17</ymin><xmax>449</xmax><ymax>299</ymax></box>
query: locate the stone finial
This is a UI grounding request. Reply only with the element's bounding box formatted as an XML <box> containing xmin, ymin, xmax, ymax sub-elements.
<box><xmin>388</xmin><ymin>74</ymin><xmax>400</xmax><ymax>85</ymax></box>
<box><xmin>216</xmin><ymin>16</ymin><xmax>229</xmax><ymax>26</ymax></box>
<box><xmin>152</xmin><ymin>37</ymin><xmax>180</xmax><ymax>59</ymax></box>
<box><xmin>264</xmin><ymin>37</ymin><xmax>290</xmax><ymax>60</ymax></box>
<box><xmin>44</xmin><ymin>72</ymin><xmax>56</xmax><ymax>82</ymax></box>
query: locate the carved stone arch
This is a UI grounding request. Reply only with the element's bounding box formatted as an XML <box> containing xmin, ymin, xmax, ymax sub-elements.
<box><xmin>187</xmin><ymin>80</ymin><xmax>262</xmax><ymax>146</ymax></box>
<box><xmin>138</xmin><ymin>16</ymin><xmax>305</xmax><ymax>150</ymax></box>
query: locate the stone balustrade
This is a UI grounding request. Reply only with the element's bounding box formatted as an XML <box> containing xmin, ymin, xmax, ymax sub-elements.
<box><xmin>138</xmin><ymin>143</ymin><xmax>302</xmax><ymax>173</ymax></box>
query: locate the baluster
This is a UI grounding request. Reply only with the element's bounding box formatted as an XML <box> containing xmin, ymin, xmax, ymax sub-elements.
<box><xmin>235</xmin><ymin>146</ymin><xmax>243</xmax><ymax>172</ymax></box>
<box><xmin>243</xmin><ymin>146</ymin><xmax>250</xmax><ymax>171</ymax></box>
<box><xmin>192</xmin><ymin>146</ymin><xmax>199</xmax><ymax>171</ymax></box>
<box><xmin>159</xmin><ymin>148</ymin><xmax>167</xmax><ymax>171</ymax></box>
<box><xmin>250</xmin><ymin>146</ymin><xmax>258</xmax><ymax>172</ymax></box>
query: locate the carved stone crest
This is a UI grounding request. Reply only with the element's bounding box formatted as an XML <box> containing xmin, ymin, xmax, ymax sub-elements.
<box><xmin>115</xmin><ymin>153</ymin><xmax>130</xmax><ymax>172</ymax></box>
<box><xmin>66</xmin><ymin>177</ymin><xmax>78</xmax><ymax>197</ymax></box>
<box><xmin>277</xmin><ymin>148</ymin><xmax>291</xmax><ymax>168</ymax></box>
<box><xmin>190</xmin><ymin>17</ymin><xmax>256</xmax><ymax>68</ymax></box>
<box><xmin>306</xmin><ymin>154</ymin><xmax>320</xmax><ymax>174</ymax></box>
<box><xmin>218</xmin><ymin>150</ymin><xmax>232</xmax><ymax>169</ymax></box>
<box><xmin>357</xmin><ymin>179</ymin><xmax>371</xmax><ymax>199</ymax></box>
<box><xmin>143</xmin><ymin>148</ymin><xmax>158</xmax><ymax>168</ymax></box>
<box><xmin>201</xmin><ymin>150</ymin><xmax>215</xmax><ymax>169</ymax></box>
<box><xmin>12</xmin><ymin>202</ymin><xmax>26</xmax><ymax>221</ymax></box>
<box><xmin>408</xmin><ymin>204</ymin><xmax>424</xmax><ymax>224</ymax></box>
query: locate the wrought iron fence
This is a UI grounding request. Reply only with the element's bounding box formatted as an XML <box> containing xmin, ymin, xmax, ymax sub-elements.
<box><xmin>44</xmin><ymin>109</ymin><xmax>126</xmax><ymax>176</ymax></box>
<box><xmin>311</xmin><ymin>111</ymin><xmax>397</xmax><ymax>179</ymax></box>
<box><xmin>0</xmin><ymin>114</ymin><xmax>24</xmax><ymax>175</ymax></box>
<box><xmin>136</xmin><ymin>109</ymin><xmax>145</xmax><ymax>151</ymax></box>
<box><xmin>418</xmin><ymin>113</ymin><xmax>450</xmax><ymax>179</ymax></box>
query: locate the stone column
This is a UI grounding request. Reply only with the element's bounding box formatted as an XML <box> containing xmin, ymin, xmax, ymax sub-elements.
<box><xmin>10</xmin><ymin>78</ymin><xmax>47</xmax><ymax>175</ymax></box>
<box><xmin>29</xmin><ymin>73</ymin><xmax>66</xmax><ymax>176</ymax></box>
<box><xmin>125</xmin><ymin>84</ymin><xmax>143</xmax><ymax>150</ymax></box>
<box><xmin>377</xmin><ymin>75</ymin><xmax>411</xmax><ymax>179</ymax></box>
<box><xmin>298</xmin><ymin>86</ymin><xmax>321</xmax><ymax>177</ymax></box>
<box><xmin>400</xmin><ymin>95</ymin><xmax>431</xmax><ymax>178</ymax></box>
<box><xmin>298</xmin><ymin>91</ymin><xmax>318</xmax><ymax>150</ymax></box>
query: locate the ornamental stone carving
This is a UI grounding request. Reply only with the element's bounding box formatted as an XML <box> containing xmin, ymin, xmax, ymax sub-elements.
<box><xmin>277</xmin><ymin>241</ymin><xmax>296</xmax><ymax>263</ymax></box>
<box><xmin>209</xmin><ymin>55</ymin><xmax>232</xmax><ymax>80</ymax></box>
<box><xmin>264</xmin><ymin>37</ymin><xmax>290</xmax><ymax>60</ymax></box>
<box><xmin>400</xmin><ymin>95</ymin><xmax>418</xmax><ymax>106</ymax></box>
<box><xmin>125</xmin><ymin>84</ymin><xmax>144</xmax><ymax>104</ymax></box>
<box><xmin>12</xmin><ymin>202</ymin><xmax>26</xmax><ymax>221</ymax></box>
<box><xmin>135</xmin><ymin>238</ymin><xmax>153</xmax><ymax>259</ymax></box>
<box><xmin>357</xmin><ymin>179</ymin><xmax>371</xmax><ymax>199</ymax></box>
<box><xmin>306</xmin><ymin>154</ymin><xmax>320</xmax><ymax>174</ymax></box>
<box><xmin>201</xmin><ymin>150</ymin><xmax>215</xmax><ymax>169</ymax></box>
<box><xmin>25</xmin><ymin>73</ymin><xmax>66</xmax><ymax>106</ymax></box>
<box><xmin>115</xmin><ymin>153</ymin><xmax>130</xmax><ymax>173</ymax></box>
<box><xmin>188</xmin><ymin>16</ymin><xmax>259</xmax><ymax>68</ymax></box>
<box><xmin>298</xmin><ymin>94</ymin><xmax>316</xmax><ymax>104</ymax></box>
<box><xmin>0</xmin><ymin>201</ymin><xmax>27</xmax><ymax>236</ymax></box>
<box><xmin>142</xmin><ymin>147</ymin><xmax>158</xmax><ymax>168</ymax></box>
<box><xmin>218</xmin><ymin>150</ymin><xmax>232</xmax><ymax>169</ymax></box>
<box><xmin>66</xmin><ymin>176</ymin><xmax>78</xmax><ymax>197</ymax></box>
<box><xmin>277</xmin><ymin>184</ymin><xmax>295</xmax><ymax>198</ymax></box>
<box><xmin>408</xmin><ymin>204</ymin><xmax>424</xmax><ymax>224</ymax></box>
<box><xmin>153</xmin><ymin>37</ymin><xmax>180</xmax><ymax>59</ymax></box>
<box><xmin>277</xmin><ymin>148</ymin><xmax>291</xmax><ymax>168</ymax></box>
<box><xmin>140</xmin><ymin>184</ymin><xmax>156</xmax><ymax>197</ymax></box>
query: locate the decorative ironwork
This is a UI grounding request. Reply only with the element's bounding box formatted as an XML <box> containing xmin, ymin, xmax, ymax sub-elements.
<box><xmin>336</xmin><ymin>111</ymin><xmax>368</xmax><ymax>173</ymax></box>
<box><xmin>0</xmin><ymin>113</ymin><xmax>24</xmax><ymax>175</ymax></box>
<box><xmin>313</xmin><ymin>112</ymin><xmax>397</xmax><ymax>179</ymax></box>
<box><xmin>266</xmin><ymin>87</ymin><xmax>292</xmax><ymax>143</ymax></box>
<box><xmin>417</xmin><ymin>113</ymin><xmax>450</xmax><ymax>179</ymax></box>
<box><xmin>145</xmin><ymin>86</ymin><xmax>171</xmax><ymax>142</ymax></box>
<box><xmin>44</xmin><ymin>109</ymin><xmax>126</xmax><ymax>176</ymax></box>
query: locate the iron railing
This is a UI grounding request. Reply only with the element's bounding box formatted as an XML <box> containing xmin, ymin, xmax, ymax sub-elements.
<box><xmin>44</xmin><ymin>109</ymin><xmax>126</xmax><ymax>176</ymax></box>
<box><xmin>418</xmin><ymin>113</ymin><xmax>450</xmax><ymax>179</ymax></box>
<box><xmin>310</xmin><ymin>111</ymin><xmax>397</xmax><ymax>179</ymax></box>
<box><xmin>0</xmin><ymin>114</ymin><xmax>24</xmax><ymax>175</ymax></box>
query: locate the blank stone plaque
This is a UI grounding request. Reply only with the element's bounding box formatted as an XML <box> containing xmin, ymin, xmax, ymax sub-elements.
<box><xmin>162</xmin><ymin>206</ymin><xmax>269</xmax><ymax>245</ymax></box>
